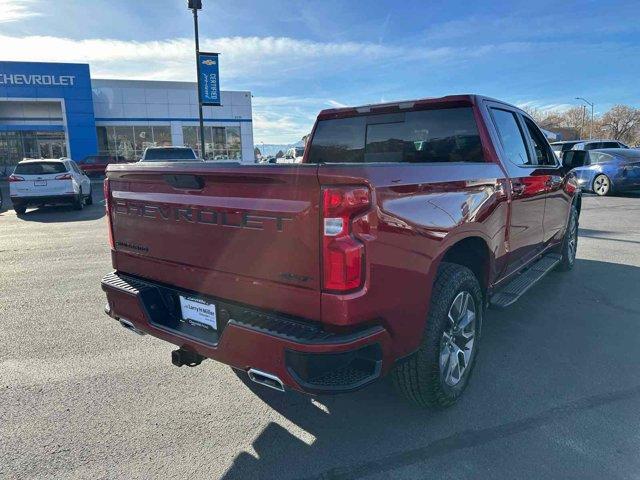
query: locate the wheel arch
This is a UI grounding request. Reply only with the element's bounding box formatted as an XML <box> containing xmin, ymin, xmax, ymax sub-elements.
<box><xmin>435</xmin><ymin>235</ymin><xmax>493</xmax><ymax>297</ymax></box>
<box><xmin>574</xmin><ymin>193</ymin><xmax>582</xmax><ymax>216</ymax></box>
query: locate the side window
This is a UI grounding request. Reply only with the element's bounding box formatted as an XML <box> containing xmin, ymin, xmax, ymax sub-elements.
<box><xmin>585</xmin><ymin>142</ymin><xmax>601</xmax><ymax>150</ymax></box>
<box><xmin>491</xmin><ymin>108</ymin><xmax>531</xmax><ymax>166</ymax></box>
<box><xmin>523</xmin><ymin>117</ymin><xmax>556</xmax><ymax>166</ymax></box>
<box><xmin>602</xmin><ymin>142</ymin><xmax>619</xmax><ymax>149</ymax></box>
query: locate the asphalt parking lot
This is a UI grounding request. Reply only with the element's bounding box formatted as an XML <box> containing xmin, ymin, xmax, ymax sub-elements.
<box><xmin>1</xmin><ymin>182</ymin><xmax>640</xmax><ymax>480</ymax></box>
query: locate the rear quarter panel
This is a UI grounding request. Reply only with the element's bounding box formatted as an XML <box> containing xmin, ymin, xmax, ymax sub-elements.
<box><xmin>318</xmin><ymin>163</ymin><xmax>509</xmax><ymax>358</ymax></box>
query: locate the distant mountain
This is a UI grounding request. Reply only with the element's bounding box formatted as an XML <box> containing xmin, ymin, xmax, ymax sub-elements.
<box><xmin>255</xmin><ymin>140</ymin><xmax>304</xmax><ymax>157</ymax></box>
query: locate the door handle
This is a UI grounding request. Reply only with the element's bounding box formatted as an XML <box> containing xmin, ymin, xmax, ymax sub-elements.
<box><xmin>545</xmin><ymin>176</ymin><xmax>562</xmax><ymax>188</ymax></box>
<box><xmin>511</xmin><ymin>182</ymin><xmax>526</xmax><ymax>196</ymax></box>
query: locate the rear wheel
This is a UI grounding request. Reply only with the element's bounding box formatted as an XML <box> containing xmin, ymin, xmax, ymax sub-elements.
<box><xmin>393</xmin><ymin>263</ymin><xmax>483</xmax><ymax>408</ymax></box>
<box><xmin>557</xmin><ymin>205</ymin><xmax>579</xmax><ymax>271</ymax></box>
<box><xmin>73</xmin><ymin>193</ymin><xmax>84</xmax><ymax>211</ymax></box>
<box><xmin>593</xmin><ymin>174</ymin><xmax>611</xmax><ymax>196</ymax></box>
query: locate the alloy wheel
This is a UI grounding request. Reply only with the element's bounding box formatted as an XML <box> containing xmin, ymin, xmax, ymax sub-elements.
<box><xmin>440</xmin><ymin>291</ymin><xmax>476</xmax><ymax>387</ymax></box>
<box><xmin>567</xmin><ymin>212</ymin><xmax>578</xmax><ymax>264</ymax></box>
<box><xmin>593</xmin><ymin>175</ymin><xmax>610</xmax><ymax>196</ymax></box>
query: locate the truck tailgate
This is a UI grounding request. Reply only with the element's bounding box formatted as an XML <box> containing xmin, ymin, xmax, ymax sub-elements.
<box><xmin>106</xmin><ymin>163</ymin><xmax>321</xmax><ymax>317</ymax></box>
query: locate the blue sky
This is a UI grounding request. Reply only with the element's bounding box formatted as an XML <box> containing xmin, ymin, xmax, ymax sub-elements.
<box><xmin>1</xmin><ymin>0</ymin><xmax>639</xmax><ymax>143</ymax></box>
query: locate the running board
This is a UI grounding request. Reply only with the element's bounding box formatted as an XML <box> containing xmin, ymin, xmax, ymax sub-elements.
<box><xmin>489</xmin><ymin>253</ymin><xmax>561</xmax><ymax>309</ymax></box>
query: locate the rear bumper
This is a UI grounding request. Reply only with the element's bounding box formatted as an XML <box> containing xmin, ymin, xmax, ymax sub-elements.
<box><xmin>11</xmin><ymin>194</ymin><xmax>77</xmax><ymax>206</ymax></box>
<box><xmin>101</xmin><ymin>271</ymin><xmax>393</xmax><ymax>394</ymax></box>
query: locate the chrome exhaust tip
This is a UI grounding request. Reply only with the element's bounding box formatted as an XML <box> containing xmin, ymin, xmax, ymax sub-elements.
<box><xmin>118</xmin><ymin>318</ymin><xmax>146</xmax><ymax>336</ymax></box>
<box><xmin>247</xmin><ymin>368</ymin><xmax>285</xmax><ymax>392</ymax></box>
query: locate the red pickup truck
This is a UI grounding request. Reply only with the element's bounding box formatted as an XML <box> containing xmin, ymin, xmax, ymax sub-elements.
<box><xmin>101</xmin><ymin>95</ymin><xmax>580</xmax><ymax>408</ymax></box>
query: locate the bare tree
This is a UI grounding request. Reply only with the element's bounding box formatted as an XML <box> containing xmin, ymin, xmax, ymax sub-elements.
<box><xmin>521</xmin><ymin>105</ymin><xmax>563</xmax><ymax>131</ymax></box>
<box><xmin>559</xmin><ymin>106</ymin><xmax>590</xmax><ymax>138</ymax></box>
<box><xmin>598</xmin><ymin>105</ymin><xmax>640</xmax><ymax>144</ymax></box>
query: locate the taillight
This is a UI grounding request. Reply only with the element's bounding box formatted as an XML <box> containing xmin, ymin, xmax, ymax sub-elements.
<box><xmin>322</xmin><ymin>186</ymin><xmax>370</xmax><ymax>292</ymax></box>
<box><xmin>8</xmin><ymin>174</ymin><xmax>24</xmax><ymax>182</ymax></box>
<box><xmin>104</xmin><ymin>178</ymin><xmax>115</xmax><ymax>249</ymax></box>
<box><xmin>55</xmin><ymin>173</ymin><xmax>73</xmax><ymax>180</ymax></box>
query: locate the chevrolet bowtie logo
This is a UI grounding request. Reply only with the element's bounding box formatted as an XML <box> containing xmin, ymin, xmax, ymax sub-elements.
<box><xmin>202</xmin><ymin>59</ymin><xmax>216</xmax><ymax>66</ymax></box>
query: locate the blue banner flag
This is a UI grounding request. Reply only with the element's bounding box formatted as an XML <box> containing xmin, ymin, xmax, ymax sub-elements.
<box><xmin>198</xmin><ymin>52</ymin><xmax>220</xmax><ymax>106</ymax></box>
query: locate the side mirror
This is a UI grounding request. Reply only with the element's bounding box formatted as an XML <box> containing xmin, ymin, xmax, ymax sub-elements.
<box><xmin>562</xmin><ymin>150</ymin><xmax>587</xmax><ymax>169</ymax></box>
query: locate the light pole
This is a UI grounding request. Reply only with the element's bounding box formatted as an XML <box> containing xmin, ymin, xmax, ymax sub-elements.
<box><xmin>188</xmin><ymin>0</ymin><xmax>206</xmax><ymax>159</ymax></box>
<box><xmin>575</xmin><ymin>97</ymin><xmax>594</xmax><ymax>140</ymax></box>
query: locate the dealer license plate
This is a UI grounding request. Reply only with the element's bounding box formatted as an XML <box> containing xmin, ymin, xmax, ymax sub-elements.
<box><xmin>179</xmin><ymin>295</ymin><xmax>217</xmax><ymax>330</ymax></box>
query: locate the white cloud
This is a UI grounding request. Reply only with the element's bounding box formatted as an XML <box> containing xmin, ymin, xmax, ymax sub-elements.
<box><xmin>0</xmin><ymin>34</ymin><xmax>416</xmax><ymax>81</ymax></box>
<box><xmin>0</xmin><ymin>33</ymin><xmax>506</xmax><ymax>82</ymax></box>
<box><xmin>0</xmin><ymin>0</ymin><xmax>41</xmax><ymax>23</ymax></box>
<box><xmin>326</xmin><ymin>99</ymin><xmax>349</xmax><ymax>108</ymax></box>
<box><xmin>517</xmin><ymin>101</ymin><xmax>575</xmax><ymax>113</ymax></box>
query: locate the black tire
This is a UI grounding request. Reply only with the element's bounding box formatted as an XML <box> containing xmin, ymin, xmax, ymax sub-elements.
<box><xmin>86</xmin><ymin>186</ymin><xmax>93</xmax><ymax>205</ymax></box>
<box><xmin>393</xmin><ymin>262</ymin><xmax>483</xmax><ymax>408</ymax></box>
<box><xmin>73</xmin><ymin>193</ymin><xmax>84</xmax><ymax>211</ymax></box>
<box><xmin>592</xmin><ymin>174</ymin><xmax>611</xmax><ymax>196</ymax></box>
<box><xmin>14</xmin><ymin>206</ymin><xmax>26</xmax><ymax>215</ymax></box>
<box><xmin>557</xmin><ymin>204</ymin><xmax>579</xmax><ymax>271</ymax></box>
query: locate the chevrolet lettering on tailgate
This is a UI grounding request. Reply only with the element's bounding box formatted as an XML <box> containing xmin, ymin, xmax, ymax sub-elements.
<box><xmin>113</xmin><ymin>200</ymin><xmax>293</xmax><ymax>232</ymax></box>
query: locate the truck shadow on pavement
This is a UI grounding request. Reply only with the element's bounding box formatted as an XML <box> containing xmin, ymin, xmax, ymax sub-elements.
<box><xmin>220</xmin><ymin>258</ymin><xmax>640</xmax><ymax>480</ymax></box>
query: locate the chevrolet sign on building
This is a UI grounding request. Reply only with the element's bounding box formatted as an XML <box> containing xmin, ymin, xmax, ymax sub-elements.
<box><xmin>0</xmin><ymin>74</ymin><xmax>76</xmax><ymax>86</ymax></box>
<box><xmin>0</xmin><ymin>60</ymin><xmax>254</xmax><ymax>164</ymax></box>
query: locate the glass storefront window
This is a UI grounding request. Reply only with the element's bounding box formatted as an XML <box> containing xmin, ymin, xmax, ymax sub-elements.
<box><xmin>0</xmin><ymin>130</ymin><xmax>67</xmax><ymax>172</ymax></box>
<box><xmin>96</xmin><ymin>125</ymin><xmax>173</xmax><ymax>160</ymax></box>
<box><xmin>180</xmin><ymin>125</ymin><xmax>242</xmax><ymax>161</ymax></box>
<box><xmin>96</xmin><ymin>126</ymin><xmax>110</xmax><ymax>155</ymax></box>
<box><xmin>113</xmin><ymin>126</ymin><xmax>136</xmax><ymax>161</ymax></box>
<box><xmin>211</xmin><ymin>127</ymin><xmax>226</xmax><ymax>159</ymax></box>
<box><xmin>152</xmin><ymin>126</ymin><xmax>172</xmax><ymax>147</ymax></box>
<box><xmin>21</xmin><ymin>132</ymin><xmax>39</xmax><ymax>159</ymax></box>
<box><xmin>226</xmin><ymin>127</ymin><xmax>241</xmax><ymax>160</ymax></box>
<box><xmin>134</xmin><ymin>126</ymin><xmax>154</xmax><ymax>152</ymax></box>
<box><xmin>37</xmin><ymin>131</ymin><xmax>67</xmax><ymax>158</ymax></box>
<box><xmin>182</xmin><ymin>126</ymin><xmax>200</xmax><ymax>157</ymax></box>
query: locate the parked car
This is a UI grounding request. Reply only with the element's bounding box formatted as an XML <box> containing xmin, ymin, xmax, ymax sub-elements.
<box><xmin>100</xmin><ymin>94</ymin><xmax>580</xmax><ymax>408</ymax></box>
<box><xmin>9</xmin><ymin>158</ymin><xmax>92</xmax><ymax>214</ymax></box>
<box><xmin>139</xmin><ymin>146</ymin><xmax>199</xmax><ymax>162</ymax></box>
<box><xmin>282</xmin><ymin>146</ymin><xmax>305</xmax><ymax>163</ymax></box>
<box><xmin>77</xmin><ymin>155</ymin><xmax>127</xmax><ymax>176</ymax></box>
<box><xmin>562</xmin><ymin>148</ymin><xmax>640</xmax><ymax>196</ymax></box>
<box><xmin>550</xmin><ymin>140</ymin><xmax>584</xmax><ymax>160</ymax></box>
<box><xmin>551</xmin><ymin>140</ymin><xmax>628</xmax><ymax>160</ymax></box>
<box><xmin>572</xmin><ymin>140</ymin><xmax>628</xmax><ymax>151</ymax></box>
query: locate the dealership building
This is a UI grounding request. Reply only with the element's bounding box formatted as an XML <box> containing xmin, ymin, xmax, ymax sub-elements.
<box><xmin>0</xmin><ymin>61</ymin><xmax>254</xmax><ymax>165</ymax></box>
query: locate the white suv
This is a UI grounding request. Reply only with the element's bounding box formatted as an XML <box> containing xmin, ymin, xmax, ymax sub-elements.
<box><xmin>9</xmin><ymin>158</ymin><xmax>92</xmax><ymax>215</ymax></box>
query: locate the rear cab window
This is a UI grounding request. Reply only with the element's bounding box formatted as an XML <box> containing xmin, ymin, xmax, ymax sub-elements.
<box><xmin>307</xmin><ymin>107</ymin><xmax>485</xmax><ymax>164</ymax></box>
<box><xmin>142</xmin><ymin>148</ymin><xmax>197</xmax><ymax>162</ymax></box>
<box><xmin>14</xmin><ymin>162</ymin><xmax>68</xmax><ymax>175</ymax></box>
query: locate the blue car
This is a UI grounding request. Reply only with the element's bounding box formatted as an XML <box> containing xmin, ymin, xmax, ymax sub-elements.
<box><xmin>568</xmin><ymin>148</ymin><xmax>640</xmax><ymax>196</ymax></box>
